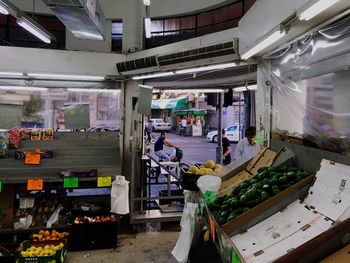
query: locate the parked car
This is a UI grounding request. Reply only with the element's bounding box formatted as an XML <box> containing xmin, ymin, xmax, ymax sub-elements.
<box><xmin>207</xmin><ymin>125</ymin><xmax>243</xmax><ymax>143</ymax></box>
<box><xmin>87</xmin><ymin>124</ymin><xmax>120</xmax><ymax>132</ymax></box>
<box><xmin>149</xmin><ymin>119</ymin><xmax>171</xmax><ymax>131</ymax></box>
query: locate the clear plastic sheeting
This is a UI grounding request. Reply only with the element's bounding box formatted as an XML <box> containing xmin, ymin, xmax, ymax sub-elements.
<box><xmin>260</xmin><ymin>15</ymin><xmax>350</xmax><ymax>153</ymax></box>
<box><xmin>0</xmin><ymin>87</ymin><xmax>120</xmax><ymax>131</ymax></box>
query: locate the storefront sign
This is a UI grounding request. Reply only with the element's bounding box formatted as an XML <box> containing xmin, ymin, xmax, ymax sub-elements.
<box><xmin>97</xmin><ymin>176</ymin><xmax>112</xmax><ymax>187</ymax></box>
<box><xmin>27</xmin><ymin>179</ymin><xmax>43</xmax><ymax>191</ymax></box>
<box><xmin>25</xmin><ymin>152</ymin><xmax>41</xmax><ymax>165</ymax></box>
<box><xmin>63</xmin><ymin>177</ymin><xmax>79</xmax><ymax>188</ymax></box>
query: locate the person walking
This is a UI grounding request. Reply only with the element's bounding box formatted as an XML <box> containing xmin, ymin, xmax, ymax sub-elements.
<box><xmin>222</xmin><ymin>129</ymin><xmax>232</xmax><ymax>165</ymax></box>
<box><xmin>145</xmin><ymin>120</ymin><xmax>153</xmax><ymax>143</ymax></box>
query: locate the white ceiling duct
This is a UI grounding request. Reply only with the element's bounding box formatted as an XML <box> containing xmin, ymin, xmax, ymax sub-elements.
<box><xmin>42</xmin><ymin>0</ymin><xmax>106</xmax><ymax>40</ymax></box>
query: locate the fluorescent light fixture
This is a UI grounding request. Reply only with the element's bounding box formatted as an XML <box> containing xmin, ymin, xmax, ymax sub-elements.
<box><xmin>17</xmin><ymin>17</ymin><xmax>52</xmax><ymax>44</ymax></box>
<box><xmin>138</xmin><ymin>84</ymin><xmax>153</xmax><ymax>89</ymax></box>
<box><xmin>233</xmin><ymin>86</ymin><xmax>247</xmax><ymax>92</ymax></box>
<box><xmin>28</xmin><ymin>73</ymin><xmax>105</xmax><ymax>81</ymax></box>
<box><xmin>145</xmin><ymin>17</ymin><xmax>151</xmax><ymax>39</ymax></box>
<box><xmin>0</xmin><ymin>2</ymin><xmax>9</xmax><ymax>15</ymax></box>
<box><xmin>71</xmin><ymin>30</ymin><xmax>104</xmax><ymax>40</ymax></box>
<box><xmin>0</xmin><ymin>86</ymin><xmax>48</xmax><ymax>91</ymax></box>
<box><xmin>175</xmin><ymin>63</ymin><xmax>238</xmax><ymax>74</ymax></box>
<box><xmin>233</xmin><ymin>84</ymin><xmax>257</xmax><ymax>92</ymax></box>
<box><xmin>0</xmin><ymin>71</ymin><xmax>23</xmax><ymax>76</ymax></box>
<box><xmin>164</xmin><ymin>89</ymin><xmax>225</xmax><ymax>93</ymax></box>
<box><xmin>67</xmin><ymin>88</ymin><xmax>119</xmax><ymax>93</ymax></box>
<box><xmin>247</xmin><ymin>84</ymin><xmax>257</xmax><ymax>90</ymax></box>
<box><xmin>143</xmin><ymin>0</ymin><xmax>151</xmax><ymax>6</ymax></box>
<box><xmin>299</xmin><ymin>0</ymin><xmax>340</xmax><ymax>21</ymax></box>
<box><xmin>132</xmin><ymin>72</ymin><xmax>174</xmax><ymax>80</ymax></box>
<box><xmin>241</xmin><ymin>29</ymin><xmax>286</xmax><ymax>60</ymax></box>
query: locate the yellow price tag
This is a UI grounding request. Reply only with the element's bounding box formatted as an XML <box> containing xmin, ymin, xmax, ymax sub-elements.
<box><xmin>97</xmin><ymin>176</ymin><xmax>112</xmax><ymax>187</ymax></box>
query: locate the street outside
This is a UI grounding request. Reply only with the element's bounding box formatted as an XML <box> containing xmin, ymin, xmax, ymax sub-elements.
<box><xmin>151</xmin><ymin>131</ymin><xmax>237</xmax><ymax>165</ymax></box>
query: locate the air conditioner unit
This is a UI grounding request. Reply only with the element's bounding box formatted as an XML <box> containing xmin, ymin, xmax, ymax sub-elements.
<box><xmin>116</xmin><ymin>40</ymin><xmax>238</xmax><ymax>76</ymax></box>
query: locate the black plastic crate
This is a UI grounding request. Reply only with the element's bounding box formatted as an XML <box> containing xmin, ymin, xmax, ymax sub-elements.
<box><xmin>159</xmin><ymin>190</ymin><xmax>184</xmax><ymax>205</ymax></box>
<box><xmin>0</xmin><ymin>255</ymin><xmax>15</xmax><ymax>263</ymax></box>
<box><xmin>180</xmin><ymin>172</ymin><xmax>201</xmax><ymax>192</ymax></box>
<box><xmin>69</xmin><ymin>221</ymin><xmax>118</xmax><ymax>251</ymax></box>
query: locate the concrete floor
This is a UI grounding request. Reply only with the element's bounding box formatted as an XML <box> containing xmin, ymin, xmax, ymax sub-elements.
<box><xmin>67</xmin><ymin>231</ymin><xmax>179</xmax><ymax>263</ymax></box>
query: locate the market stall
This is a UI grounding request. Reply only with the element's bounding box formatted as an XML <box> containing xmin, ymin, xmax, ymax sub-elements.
<box><xmin>174</xmin><ymin>109</ymin><xmax>207</xmax><ymax>137</ymax></box>
<box><xmin>0</xmin><ymin>130</ymin><xmax>123</xmax><ymax>262</ymax></box>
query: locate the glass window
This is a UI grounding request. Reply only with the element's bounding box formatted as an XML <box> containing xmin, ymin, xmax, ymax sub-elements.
<box><xmin>145</xmin><ymin>0</ymin><xmax>256</xmax><ymax>49</ymax></box>
<box><xmin>111</xmin><ymin>21</ymin><xmax>123</xmax><ymax>53</ymax></box>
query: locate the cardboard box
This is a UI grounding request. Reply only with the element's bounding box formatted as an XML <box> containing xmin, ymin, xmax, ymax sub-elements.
<box><xmin>219</xmin><ymin>148</ymin><xmax>278</xmax><ymax>194</ymax></box>
<box><xmin>221</xmin><ymin>175</ymin><xmax>315</xmax><ymax>236</ymax></box>
<box><xmin>230</xmin><ymin>201</ymin><xmax>333</xmax><ymax>263</ymax></box>
<box><xmin>304</xmin><ymin>160</ymin><xmax>350</xmax><ymax>222</ymax></box>
<box><xmin>229</xmin><ymin>159</ymin><xmax>350</xmax><ymax>263</ymax></box>
<box><xmin>320</xmin><ymin>244</ymin><xmax>350</xmax><ymax>263</ymax></box>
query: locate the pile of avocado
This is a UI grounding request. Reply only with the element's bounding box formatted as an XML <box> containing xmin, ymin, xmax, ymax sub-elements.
<box><xmin>207</xmin><ymin>166</ymin><xmax>311</xmax><ymax>226</ymax></box>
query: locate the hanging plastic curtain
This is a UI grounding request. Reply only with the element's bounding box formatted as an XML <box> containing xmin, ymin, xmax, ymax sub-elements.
<box><xmin>261</xmin><ymin>15</ymin><xmax>350</xmax><ymax>153</ymax></box>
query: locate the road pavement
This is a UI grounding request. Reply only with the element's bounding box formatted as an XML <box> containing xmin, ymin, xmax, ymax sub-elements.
<box><xmin>151</xmin><ymin>131</ymin><xmax>237</xmax><ymax>165</ymax></box>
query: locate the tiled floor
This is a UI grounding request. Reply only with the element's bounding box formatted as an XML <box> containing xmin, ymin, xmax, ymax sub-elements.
<box><xmin>67</xmin><ymin>231</ymin><xmax>179</xmax><ymax>263</ymax></box>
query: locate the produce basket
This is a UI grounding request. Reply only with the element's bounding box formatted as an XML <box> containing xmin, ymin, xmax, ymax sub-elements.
<box><xmin>15</xmin><ymin>239</ymin><xmax>67</xmax><ymax>263</ymax></box>
<box><xmin>30</xmin><ymin>230</ymin><xmax>69</xmax><ymax>247</ymax></box>
<box><xmin>180</xmin><ymin>171</ymin><xmax>201</xmax><ymax>192</ymax></box>
<box><xmin>180</xmin><ymin>162</ymin><xmax>223</xmax><ymax>192</ymax></box>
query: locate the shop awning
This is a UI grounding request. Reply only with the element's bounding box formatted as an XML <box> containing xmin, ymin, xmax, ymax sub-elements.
<box><xmin>174</xmin><ymin>109</ymin><xmax>207</xmax><ymax>116</ymax></box>
<box><xmin>151</xmin><ymin>97</ymin><xmax>189</xmax><ymax>111</ymax></box>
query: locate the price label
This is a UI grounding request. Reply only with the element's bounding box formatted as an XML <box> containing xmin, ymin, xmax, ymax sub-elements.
<box><xmin>27</xmin><ymin>179</ymin><xmax>43</xmax><ymax>191</ymax></box>
<box><xmin>0</xmin><ymin>180</ymin><xmax>2</xmax><ymax>192</ymax></box>
<box><xmin>209</xmin><ymin>215</ymin><xmax>216</xmax><ymax>242</ymax></box>
<box><xmin>97</xmin><ymin>176</ymin><xmax>112</xmax><ymax>187</ymax></box>
<box><xmin>64</xmin><ymin>177</ymin><xmax>79</xmax><ymax>188</ymax></box>
<box><xmin>231</xmin><ymin>250</ymin><xmax>242</xmax><ymax>263</ymax></box>
<box><xmin>25</xmin><ymin>153</ymin><xmax>41</xmax><ymax>165</ymax></box>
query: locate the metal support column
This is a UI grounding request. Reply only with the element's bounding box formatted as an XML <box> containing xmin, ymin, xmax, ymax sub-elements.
<box><xmin>216</xmin><ymin>92</ymin><xmax>223</xmax><ymax>164</ymax></box>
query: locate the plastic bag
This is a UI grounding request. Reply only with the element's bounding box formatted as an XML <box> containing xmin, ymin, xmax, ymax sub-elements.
<box><xmin>197</xmin><ymin>175</ymin><xmax>222</xmax><ymax>193</ymax></box>
<box><xmin>46</xmin><ymin>205</ymin><xmax>63</xmax><ymax>228</ymax></box>
<box><xmin>172</xmin><ymin>203</ymin><xmax>198</xmax><ymax>263</ymax></box>
<box><xmin>110</xmin><ymin>176</ymin><xmax>130</xmax><ymax>215</ymax></box>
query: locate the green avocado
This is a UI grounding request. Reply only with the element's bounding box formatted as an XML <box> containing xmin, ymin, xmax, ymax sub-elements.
<box><xmin>257</xmin><ymin>167</ymin><xmax>268</xmax><ymax>173</ymax></box>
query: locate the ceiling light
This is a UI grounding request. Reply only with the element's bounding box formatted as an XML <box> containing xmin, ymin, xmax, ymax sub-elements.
<box><xmin>27</xmin><ymin>73</ymin><xmax>105</xmax><ymax>81</ymax></box>
<box><xmin>233</xmin><ymin>86</ymin><xmax>247</xmax><ymax>92</ymax></box>
<box><xmin>145</xmin><ymin>17</ymin><xmax>151</xmax><ymax>39</ymax></box>
<box><xmin>299</xmin><ymin>0</ymin><xmax>340</xmax><ymax>21</ymax></box>
<box><xmin>67</xmin><ymin>88</ymin><xmax>119</xmax><ymax>93</ymax></box>
<box><xmin>241</xmin><ymin>29</ymin><xmax>286</xmax><ymax>60</ymax></box>
<box><xmin>132</xmin><ymin>72</ymin><xmax>174</xmax><ymax>80</ymax></box>
<box><xmin>143</xmin><ymin>0</ymin><xmax>151</xmax><ymax>6</ymax></box>
<box><xmin>175</xmin><ymin>63</ymin><xmax>238</xmax><ymax>74</ymax></box>
<box><xmin>0</xmin><ymin>71</ymin><xmax>23</xmax><ymax>76</ymax></box>
<box><xmin>0</xmin><ymin>86</ymin><xmax>48</xmax><ymax>91</ymax></box>
<box><xmin>164</xmin><ymin>89</ymin><xmax>225</xmax><ymax>93</ymax></box>
<box><xmin>0</xmin><ymin>2</ymin><xmax>9</xmax><ymax>15</ymax></box>
<box><xmin>138</xmin><ymin>84</ymin><xmax>153</xmax><ymax>89</ymax></box>
<box><xmin>17</xmin><ymin>17</ymin><xmax>52</xmax><ymax>44</ymax></box>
